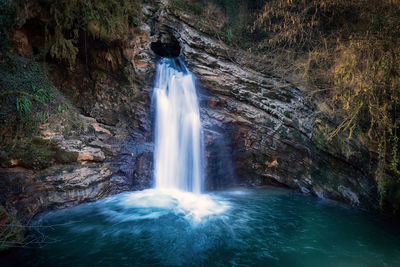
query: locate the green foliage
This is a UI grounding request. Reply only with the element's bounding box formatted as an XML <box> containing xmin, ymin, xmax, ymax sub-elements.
<box><xmin>28</xmin><ymin>0</ymin><xmax>141</xmax><ymax>68</ymax></box>
<box><xmin>331</xmin><ymin>37</ymin><xmax>400</xmax><ymax>179</ymax></box>
<box><xmin>277</xmin><ymin>126</ymin><xmax>288</xmax><ymax>139</ymax></box>
<box><xmin>15</xmin><ymin>139</ymin><xmax>57</xmax><ymax>169</ymax></box>
<box><xmin>253</xmin><ymin>0</ymin><xmax>359</xmax><ymax>50</ymax></box>
<box><xmin>15</xmin><ymin>96</ymin><xmax>32</xmax><ymax>118</ymax></box>
<box><xmin>170</xmin><ymin>0</ymin><xmax>207</xmax><ymax>15</ymax></box>
<box><xmin>0</xmin><ymin>54</ymin><xmax>54</xmax><ymax>97</ymax></box>
<box><xmin>226</xmin><ymin>28</ymin><xmax>233</xmax><ymax>43</ymax></box>
<box><xmin>170</xmin><ymin>0</ymin><xmax>265</xmax><ymax>49</ymax></box>
<box><xmin>251</xmin><ymin>0</ymin><xmax>400</xmax><ymax>208</ymax></box>
<box><xmin>0</xmin><ymin>53</ymin><xmax>70</xmax><ymax>146</ymax></box>
<box><xmin>49</xmin><ymin>34</ymin><xmax>79</xmax><ymax>68</ymax></box>
<box><xmin>0</xmin><ymin>54</ymin><xmax>55</xmax><ymax>121</ymax></box>
<box><xmin>0</xmin><ymin>0</ymin><xmax>16</xmax><ymax>55</ymax></box>
<box><xmin>11</xmin><ymin>138</ymin><xmax>78</xmax><ymax>169</ymax></box>
<box><xmin>314</xmin><ymin>130</ymin><xmax>326</xmax><ymax>147</ymax></box>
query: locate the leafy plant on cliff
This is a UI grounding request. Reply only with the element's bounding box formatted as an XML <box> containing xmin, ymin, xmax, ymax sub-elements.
<box><xmin>252</xmin><ymin>0</ymin><xmax>400</xmax><ymax>211</ymax></box>
<box><xmin>0</xmin><ymin>54</ymin><xmax>54</xmax><ymax>120</ymax></box>
<box><xmin>169</xmin><ymin>0</ymin><xmax>265</xmax><ymax>48</ymax></box>
<box><xmin>17</xmin><ymin>0</ymin><xmax>141</xmax><ymax>68</ymax></box>
<box><xmin>252</xmin><ymin>0</ymin><xmax>360</xmax><ymax>50</ymax></box>
<box><xmin>0</xmin><ymin>54</ymin><xmax>79</xmax><ymax>149</ymax></box>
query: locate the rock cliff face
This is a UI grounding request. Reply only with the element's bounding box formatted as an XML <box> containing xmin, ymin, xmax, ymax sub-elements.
<box><xmin>1</xmin><ymin>1</ymin><xmax>381</xmax><ymax>222</ymax></box>
<box><xmin>149</xmin><ymin>5</ymin><xmax>378</xmax><ymax>209</ymax></box>
<box><xmin>1</xmin><ymin>1</ymin><xmax>155</xmax><ymax>222</ymax></box>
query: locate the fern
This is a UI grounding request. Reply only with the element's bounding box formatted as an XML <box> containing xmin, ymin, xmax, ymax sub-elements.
<box><xmin>0</xmin><ymin>54</ymin><xmax>59</xmax><ymax>138</ymax></box>
<box><xmin>16</xmin><ymin>96</ymin><xmax>32</xmax><ymax>118</ymax></box>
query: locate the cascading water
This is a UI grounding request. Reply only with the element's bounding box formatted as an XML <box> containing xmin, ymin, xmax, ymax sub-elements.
<box><xmin>153</xmin><ymin>57</ymin><xmax>204</xmax><ymax>194</ymax></box>
<box><xmin>9</xmin><ymin>59</ymin><xmax>400</xmax><ymax>267</ymax></box>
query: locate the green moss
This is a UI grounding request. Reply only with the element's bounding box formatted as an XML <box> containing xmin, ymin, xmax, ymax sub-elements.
<box><xmin>30</xmin><ymin>0</ymin><xmax>141</xmax><ymax>67</ymax></box>
<box><xmin>11</xmin><ymin>138</ymin><xmax>78</xmax><ymax>170</ymax></box>
<box><xmin>0</xmin><ymin>54</ymin><xmax>60</xmax><ymax>141</ymax></box>
<box><xmin>283</xmin><ymin>111</ymin><xmax>292</xmax><ymax>119</ymax></box>
<box><xmin>87</xmin><ymin>20</ymin><xmax>113</xmax><ymax>42</ymax></box>
<box><xmin>310</xmin><ymin>162</ymin><xmax>341</xmax><ymax>189</ymax></box>
<box><xmin>12</xmin><ymin>138</ymin><xmax>56</xmax><ymax>169</ymax></box>
<box><xmin>245</xmin><ymin>83</ymin><xmax>259</xmax><ymax>93</ymax></box>
<box><xmin>293</xmin><ymin>129</ymin><xmax>304</xmax><ymax>143</ymax></box>
<box><xmin>265</xmin><ymin>118</ymin><xmax>276</xmax><ymax>129</ymax></box>
<box><xmin>0</xmin><ymin>53</ymin><xmax>84</xmax><ymax>152</ymax></box>
<box><xmin>313</xmin><ymin>128</ymin><xmax>326</xmax><ymax>147</ymax></box>
<box><xmin>170</xmin><ymin>0</ymin><xmax>265</xmax><ymax>49</ymax></box>
<box><xmin>277</xmin><ymin>126</ymin><xmax>288</xmax><ymax>138</ymax></box>
<box><xmin>312</xmin><ymin>117</ymin><xmax>334</xmax><ymax>148</ymax></box>
<box><xmin>226</xmin><ymin>28</ymin><xmax>233</xmax><ymax>42</ymax></box>
<box><xmin>170</xmin><ymin>0</ymin><xmax>207</xmax><ymax>15</ymax></box>
<box><xmin>263</xmin><ymin>91</ymin><xmax>292</xmax><ymax>103</ymax></box>
<box><xmin>54</xmin><ymin>150</ymin><xmax>79</xmax><ymax>164</ymax></box>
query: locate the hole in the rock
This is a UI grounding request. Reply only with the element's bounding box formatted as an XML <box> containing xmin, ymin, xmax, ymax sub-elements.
<box><xmin>151</xmin><ymin>39</ymin><xmax>181</xmax><ymax>58</ymax></box>
<box><xmin>21</xmin><ymin>18</ymin><xmax>45</xmax><ymax>54</ymax></box>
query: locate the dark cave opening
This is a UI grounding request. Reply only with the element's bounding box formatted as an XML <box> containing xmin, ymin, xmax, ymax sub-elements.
<box><xmin>150</xmin><ymin>38</ymin><xmax>181</xmax><ymax>58</ymax></box>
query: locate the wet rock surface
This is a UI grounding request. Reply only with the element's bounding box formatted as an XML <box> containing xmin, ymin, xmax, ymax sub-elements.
<box><xmin>2</xmin><ymin>1</ymin><xmax>156</xmax><ymax>221</ymax></box>
<box><xmin>0</xmin><ymin>1</ymin><xmax>382</xmax><ymax>223</ymax></box>
<box><xmin>147</xmin><ymin>4</ymin><xmax>379</xmax><ymax>210</ymax></box>
<box><xmin>0</xmin><ymin>113</ymin><xmax>153</xmax><ymax>221</ymax></box>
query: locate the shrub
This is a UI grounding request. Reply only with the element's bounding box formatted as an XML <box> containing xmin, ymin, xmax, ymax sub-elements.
<box><xmin>0</xmin><ymin>54</ymin><xmax>62</xmax><ymax>146</ymax></box>
<box><xmin>16</xmin><ymin>0</ymin><xmax>141</xmax><ymax>68</ymax></box>
<box><xmin>170</xmin><ymin>0</ymin><xmax>265</xmax><ymax>48</ymax></box>
<box><xmin>253</xmin><ymin>0</ymin><xmax>400</xmax><ymax>208</ymax></box>
<box><xmin>0</xmin><ymin>54</ymin><xmax>55</xmax><ymax>119</ymax></box>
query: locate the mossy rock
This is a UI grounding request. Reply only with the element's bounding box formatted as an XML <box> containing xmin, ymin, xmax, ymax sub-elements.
<box><xmin>12</xmin><ymin>138</ymin><xmax>78</xmax><ymax>169</ymax></box>
<box><xmin>13</xmin><ymin>138</ymin><xmax>56</xmax><ymax>169</ymax></box>
<box><xmin>263</xmin><ymin>91</ymin><xmax>292</xmax><ymax>103</ymax></box>
<box><xmin>292</xmin><ymin>129</ymin><xmax>304</xmax><ymax>143</ymax></box>
<box><xmin>312</xmin><ymin>127</ymin><xmax>327</xmax><ymax>148</ymax></box>
<box><xmin>283</xmin><ymin>111</ymin><xmax>292</xmax><ymax>119</ymax></box>
<box><xmin>87</xmin><ymin>20</ymin><xmax>112</xmax><ymax>43</ymax></box>
<box><xmin>0</xmin><ymin>206</ymin><xmax>25</xmax><ymax>251</ymax></box>
<box><xmin>54</xmin><ymin>150</ymin><xmax>78</xmax><ymax>163</ymax></box>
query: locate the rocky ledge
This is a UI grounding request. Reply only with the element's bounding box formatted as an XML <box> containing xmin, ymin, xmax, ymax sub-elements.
<box><xmin>0</xmin><ymin>0</ymin><xmax>386</xmax><ymax>227</ymax></box>
<box><xmin>0</xmin><ymin>114</ymin><xmax>153</xmax><ymax>222</ymax></box>
<box><xmin>148</xmin><ymin>4</ymin><xmax>379</xmax><ymax>210</ymax></box>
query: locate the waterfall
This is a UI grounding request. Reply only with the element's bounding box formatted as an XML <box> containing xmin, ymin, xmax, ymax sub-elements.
<box><xmin>153</xmin><ymin>57</ymin><xmax>204</xmax><ymax>194</ymax></box>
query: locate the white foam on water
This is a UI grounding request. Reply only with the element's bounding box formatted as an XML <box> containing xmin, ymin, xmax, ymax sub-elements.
<box><xmin>102</xmin><ymin>58</ymin><xmax>229</xmax><ymax>226</ymax></box>
<box><xmin>103</xmin><ymin>189</ymin><xmax>229</xmax><ymax>224</ymax></box>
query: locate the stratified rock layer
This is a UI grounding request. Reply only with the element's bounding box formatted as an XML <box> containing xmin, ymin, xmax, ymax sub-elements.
<box><xmin>1</xmin><ymin>1</ymin><xmax>382</xmax><ymax>223</ymax></box>
<box><xmin>149</xmin><ymin>5</ymin><xmax>378</xmax><ymax>210</ymax></box>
